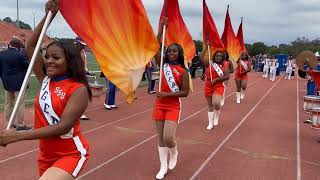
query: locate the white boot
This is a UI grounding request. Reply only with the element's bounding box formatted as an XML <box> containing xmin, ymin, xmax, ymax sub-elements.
<box><xmin>240</xmin><ymin>90</ymin><xmax>245</xmax><ymax>100</ymax></box>
<box><xmin>236</xmin><ymin>92</ymin><xmax>241</xmax><ymax>104</ymax></box>
<box><xmin>156</xmin><ymin>146</ymin><xmax>168</xmax><ymax>179</ymax></box>
<box><xmin>168</xmin><ymin>145</ymin><xmax>178</xmax><ymax>170</ymax></box>
<box><xmin>213</xmin><ymin>110</ymin><xmax>220</xmax><ymax>126</ymax></box>
<box><xmin>207</xmin><ymin>112</ymin><xmax>214</xmax><ymax>130</ymax></box>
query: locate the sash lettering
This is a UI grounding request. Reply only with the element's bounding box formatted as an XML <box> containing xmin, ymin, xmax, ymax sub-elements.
<box><xmin>240</xmin><ymin>60</ymin><xmax>249</xmax><ymax>71</ymax></box>
<box><xmin>163</xmin><ymin>63</ymin><xmax>180</xmax><ymax>92</ymax></box>
<box><xmin>211</xmin><ymin>62</ymin><xmax>224</xmax><ymax>78</ymax></box>
<box><xmin>39</xmin><ymin>77</ymin><xmax>74</xmax><ymax>139</ymax></box>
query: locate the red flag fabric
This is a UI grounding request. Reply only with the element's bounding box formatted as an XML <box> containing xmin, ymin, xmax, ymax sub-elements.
<box><xmin>221</xmin><ymin>6</ymin><xmax>242</xmax><ymax>62</ymax></box>
<box><xmin>60</xmin><ymin>0</ymin><xmax>159</xmax><ymax>103</ymax></box>
<box><xmin>236</xmin><ymin>18</ymin><xmax>247</xmax><ymax>53</ymax></box>
<box><xmin>203</xmin><ymin>0</ymin><xmax>224</xmax><ymax>59</ymax></box>
<box><xmin>158</xmin><ymin>0</ymin><xmax>196</xmax><ymax>62</ymax></box>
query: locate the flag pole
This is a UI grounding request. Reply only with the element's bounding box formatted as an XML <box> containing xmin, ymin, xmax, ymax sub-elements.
<box><xmin>208</xmin><ymin>45</ymin><xmax>213</xmax><ymax>82</ymax></box>
<box><xmin>158</xmin><ymin>24</ymin><xmax>166</xmax><ymax>92</ymax></box>
<box><xmin>6</xmin><ymin>11</ymin><xmax>53</xmax><ymax>130</ymax></box>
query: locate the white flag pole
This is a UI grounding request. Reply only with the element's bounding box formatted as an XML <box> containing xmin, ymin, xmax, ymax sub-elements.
<box><xmin>158</xmin><ymin>25</ymin><xmax>166</xmax><ymax>92</ymax></box>
<box><xmin>208</xmin><ymin>45</ymin><xmax>213</xmax><ymax>82</ymax></box>
<box><xmin>6</xmin><ymin>11</ymin><xmax>53</xmax><ymax>130</ymax></box>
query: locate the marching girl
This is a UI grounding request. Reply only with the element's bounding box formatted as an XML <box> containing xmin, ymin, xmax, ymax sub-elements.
<box><xmin>262</xmin><ymin>57</ymin><xmax>270</xmax><ymax>78</ymax></box>
<box><xmin>201</xmin><ymin>41</ymin><xmax>230</xmax><ymax>130</ymax></box>
<box><xmin>153</xmin><ymin>18</ymin><xmax>190</xmax><ymax>179</ymax></box>
<box><xmin>235</xmin><ymin>52</ymin><xmax>251</xmax><ymax>104</ymax></box>
<box><xmin>269</xmin><ymin>57</ymin><xmax>279</xmax><ymax>81</ymax></box>
<box><xmin>0</xmin><ymin>1</ymin><xmax>91</xmax><ymax>179</ymax></box>
<box><xmin>285</xmin><ymin>57</ymin><xmax>295</xmax><ymax>80</ymax></box>
<box><xmin>220</xmin><ymin>51</ymin><xmax>234</xmax><ymax>106</ymax></box>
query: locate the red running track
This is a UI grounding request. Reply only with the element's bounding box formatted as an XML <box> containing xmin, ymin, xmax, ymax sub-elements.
<box><xmin>0</xmin><ymin>72</ymin><xmax>319</xmax><ymax>180</ymax></box>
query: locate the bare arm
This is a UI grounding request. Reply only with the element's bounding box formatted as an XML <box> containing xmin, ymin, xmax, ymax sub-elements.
<box><xmin>0</xmin><ymin>87</ymin><xmax>89</xmax><ymax>145</ymax></box>
<box><xmin>228</xmin><ymin>61</ymin><xmax>234</xmax><ymax>73</ymax></box>
<box><xmin>154</xmin><ymin>17</ymin><xmax>168</xmax><ymax>67</ymax></box>
<box><xmin>211</xmin><ymin>67</ymin><xmax>230</xmax><ymax>84</ymax></box>
<box><xmin>200</xmin><ymin>40</ymin><xmax>211</xmax><ymax>66</ymax></box>
<box><xmin>26</xmin><ymin>0</ymin><xmax>59</xmax><ymax>83</ymax></box>
<box><xmin>157</xmin><ymin>70</ymin><xmax>190</xmax><ymax>98</ymax></box>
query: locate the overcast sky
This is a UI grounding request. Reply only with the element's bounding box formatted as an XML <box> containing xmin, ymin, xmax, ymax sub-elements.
<box><xmin>0</xmin><ymin>0</ymin><xmax>320</xmax><ymax>45</ymax></box>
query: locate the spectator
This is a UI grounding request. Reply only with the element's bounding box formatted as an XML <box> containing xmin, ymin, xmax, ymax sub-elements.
<box><xmin>100</xmin><ymin>72</ymin><xmax>118</xmax><ymax>110</ymax></box>
<box><xmin>190</xmin><ymin>54</ymin><xmax>201</xmax><ymax>78</ymax></box>
<box><xmin>145</xmin><ymin>58</ymin><xmax>157</xmax><ymax>94</ymax></box>
<box><xmin>0</xmin><ymin>36</ymin><xmax>31</xmax><ymax>131</ymax></box>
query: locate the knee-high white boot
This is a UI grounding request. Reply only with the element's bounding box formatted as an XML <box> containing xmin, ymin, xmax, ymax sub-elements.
<box><xmin>236</xmin><ymin>92</ymin><xmax>241</xmax><ymax>104</ymax></box>
<box><xmin>156</xmin><ymin>146</ymin><xmax>168</xmax><ymax>179</ymax></box>
<box><xmin>213</xmin><ymin>110</ymin><xmax>220</xmax><ymax>126</ymax></box>
<box><xmin>207</xmin><ymin>111</ymin><xmax>214</xmax><ymax>130</ymax></box>
<box><xmin>168</xmin><ymin>145</ymin><xmax>178</xmax><ymax>170</ymax></box>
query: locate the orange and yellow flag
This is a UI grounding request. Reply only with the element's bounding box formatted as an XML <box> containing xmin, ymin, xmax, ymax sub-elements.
<box><xmin>60</xmin><ymin>0</ymin><xmax>159</xmax><ymax>103</ymax></box>
<box><xmin>221</xmin><ymin>6</ymin><xmax>242</xmax><ymax>62</ymax></box>
<box><xmin>203</xmin><ymin>0</ymin><xmax>224</xmax><ymax>60</ymax></box>
<box><xmin>158</xmin><ymin>0</ymin><xmax>196</xmax><ymax>62</ymax></box>
<box><xmin>236</xmin><ymin>18</ymin><xmax>247</xmax><ymax>53</ymax></box>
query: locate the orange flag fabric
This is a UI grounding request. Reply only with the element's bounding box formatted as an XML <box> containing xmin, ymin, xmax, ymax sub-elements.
<box><xmin>203</xmin><ymin>0</ymin><xmax>224</xmax><ymax>60</ymax></box>
<box><xmin>236</xmin><ymin>18</ymin><xmax>247</xmax><ymax>53</ymax></box>
<box><xmin>158</xmin><ymin>0</ymin><xmax>196</xmax><ymax>62</ymax></box>
<box><xmin>221</xmin><ymin>6</ymin><xmax>242</xmax><ymax>62</ymax></box>
<box><xmin>60</xmin><ymin>0</ymin><xmax>159</xmax><ymax>103</ymax></box>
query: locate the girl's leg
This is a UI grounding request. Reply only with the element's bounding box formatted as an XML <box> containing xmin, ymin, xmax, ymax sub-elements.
<box><xmin>39</xmin><ymin>167</ymin><xmax>74</xmax><ymax>180</ymax></box>
<box><xmin>212</xmin><ymin>94</ymin><xmax>223</xmax><ymax>126</ymax></box>
<box><xmin>155</xmin><ymin>121</ymin><xmax>167</xmax><ymax>179</ymax></box>
<box><xmin>163</xmin><ymin>121</ymin><xmax>178</xmax><ymax>170</ymax></box>
<box><xmin>206</xmin><ymin>96</ymin><xmax>214</xmax><ymax>130</ymax></box>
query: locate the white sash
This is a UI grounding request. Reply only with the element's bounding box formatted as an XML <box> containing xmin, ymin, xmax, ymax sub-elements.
<box><xmin>163</xmin><ymin>63</ymin><xmax>180</xmax><ymax>92</ymax></box>
<box><xmin>211</xmin><ymin>62</ymin><xmax>224</xmax><ymax>78</ymax></box>
<box><xmin>39</xmin><ymin>77</ymin><xmax>74</xmax><ymax>139</ymax></box>
<box><xmin>240</xmin><ymin>60</ymin><xmax>249</xmax><ymax>71</ymax></box>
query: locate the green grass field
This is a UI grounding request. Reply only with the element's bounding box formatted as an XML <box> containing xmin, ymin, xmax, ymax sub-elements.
<box><xmin>0</xmin><ymin>52</ymin><xmax>148</xmax><ymax>112</ymax></box>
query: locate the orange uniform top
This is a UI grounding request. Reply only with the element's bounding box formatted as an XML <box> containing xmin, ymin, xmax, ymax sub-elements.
<box><xmin>154</xmin><ymin>64</ymin><xmax>185</xmax><ymax>110</ymax></box>
<box><xmin>34</xmin><ymin>77</ymin><xmax>89</xmax><ymax>158</ymax></box>
<box><xmin>205</xmin><ymin>62</ymin><xmax>225</xmax><ymax>89</ymax></box>
<box><xmin>235</xmin><ymin>60</ymin><xmax>251</xmax><ymax>77</ymax></box>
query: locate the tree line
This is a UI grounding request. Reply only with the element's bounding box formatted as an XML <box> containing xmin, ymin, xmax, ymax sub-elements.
<box><xmin>1</xmin><ymin>17</ymin><xmax>32</xmax><ymax>30</ymax></box>
<box><xmin>1</xmin><ymin>16</ymin><xmax>318</xmax><ymax>57</ymax></box>
<box><xmin>194</xmin><ymin>37</ymin><xmax>320</xmax><ymax>57</ymax></box>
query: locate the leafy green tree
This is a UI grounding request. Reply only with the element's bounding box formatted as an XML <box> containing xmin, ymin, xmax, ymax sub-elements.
<box><xmin>193</xmin><ymin>40</ymin><xmax>202</xmax><ymax>53</ymax></box>
<box><xmin>3</xmin><ymin>17</ymin><xmax>13</xmax><ymax>23</ymax></box>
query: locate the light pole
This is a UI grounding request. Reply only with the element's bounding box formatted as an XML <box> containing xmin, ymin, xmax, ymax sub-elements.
<box><xmin>32</xmin><ymin>11</ymin><xmax>36</xmax><ymax>30</ymax></box>
<box><xmin>16</xmin><ymin>0</ymin><xmax>19</xmax><ymax>28</ymax></box>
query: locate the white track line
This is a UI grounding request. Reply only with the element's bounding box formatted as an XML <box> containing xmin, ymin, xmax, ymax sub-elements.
<box><xmin>296</xmin><ymin>77</ymin><xmax>301</xmax><ymax>180</ymax></box>
<box><xmin>0</xmin><ymin>86</ymin><xmax>204</xmax><ymax>165</ymax></box>
<box><xmin>76</xmin><ymin>78</ymin><xmax>262</xmax><ymax>179</ymax></box>
<box><xmin>77</xmin><ymin>107</ymin><xmax>208</xmax><ymax>179</ymax></box>
<box><xmin>0</xmin><ymin>78</ymin><xmax>261</xmax><ymax>167</ymax></box>
<box><xmin>190</xmin><ymin>77</ymin><xmax>281</xmax><ymax>180</ymax></box>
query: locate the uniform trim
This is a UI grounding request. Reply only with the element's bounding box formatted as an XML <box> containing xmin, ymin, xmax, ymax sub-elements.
<box><xmin>72</xmin><ymin>136</ymin><xmax>87</xmax><ymax>177</ymax></box>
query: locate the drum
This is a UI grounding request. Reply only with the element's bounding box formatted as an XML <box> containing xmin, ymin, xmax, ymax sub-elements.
<box><xmin>309</xmin><ymin>107</ymin><xmax>320</xmax><ymax>129</ymax></box>
<box><xmin>86</xmin><ymin>75</ymin><xmax>104</xmax><ymax>97</ymax></box>
<box><xmin>303</xmin><ymin>95</ymin><xmax>320</xmax><ymax>112</ymax></box>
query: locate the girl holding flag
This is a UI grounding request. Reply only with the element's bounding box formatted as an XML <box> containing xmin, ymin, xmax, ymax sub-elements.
<box><xmin>235</xmin><ymin>52</ymin><xmax>251</xmax><ymax>104</ymax></box>
<box><xmin>201</xmin><ymin>41</ymin><xmax>230</xmax><ymax>130</ymax></box>
<box><xmin>153</xmin><ymin>18</ymin><xmax>190</xmax><ymax>180</ymax></box>
<box><xmin>0</xmin><ymin>1</ymin><xmax>91</xmax><ymax>179</ymax></box>
<box><xmin>220</xmin><ymin>51</ymin><xmax>234</xmax><ymax>106</ymax></box>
